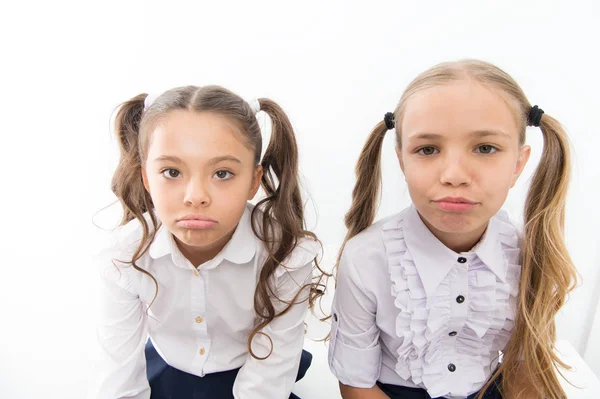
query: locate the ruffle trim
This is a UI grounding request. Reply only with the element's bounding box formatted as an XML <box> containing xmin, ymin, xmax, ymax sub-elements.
<box><xmin>382</xmin><ymin>212</ymin><xmax>520</xmax><ymax>397</ymax></box>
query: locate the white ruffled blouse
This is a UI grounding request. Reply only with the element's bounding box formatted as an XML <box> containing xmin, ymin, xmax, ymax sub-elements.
<box><xmin>328</xmin><ymin>205</ymin><xmax>521</xmax><ymax>398</ymax></box>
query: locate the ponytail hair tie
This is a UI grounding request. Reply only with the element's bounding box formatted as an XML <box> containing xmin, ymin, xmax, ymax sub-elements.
<box><xmin>527</xmin><ymin>105</ymin><xmax>544</xmax><ymax>127</ymax></box>
<box><xmin>384</xmin><ymin>112</ymin><xmax>395</xmax><ymax>130</ymax></box>
<box><xmin>248</xmin><ymin>98</ymin><xmax>261</xmax><ymax>114</ymax></box>
<box><xmin>144</xmin><ymin>93</ymin><xmax>158</xmax><ymax>110</ymax></box>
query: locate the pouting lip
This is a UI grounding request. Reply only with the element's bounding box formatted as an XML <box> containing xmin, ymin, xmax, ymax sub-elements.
<box><xmin>177</xmin><ymin>214</ymin><xmax>217</xmax><ymax>222</ymax></box>
<box><xmin>434</xmin><ymin>196</ymin><xmax>478</xmax><ymax>204</ymax></box>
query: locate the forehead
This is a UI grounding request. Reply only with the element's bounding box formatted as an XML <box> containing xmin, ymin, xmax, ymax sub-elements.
<box><xmin>401</xmin><ymin>80</ymin><xmax>520</xmax><ymax>141</ymax></box>
<box><xmin>146</xmin><ymin>110</ymin><xmax>254</xmax><ymax>162</ymax></box>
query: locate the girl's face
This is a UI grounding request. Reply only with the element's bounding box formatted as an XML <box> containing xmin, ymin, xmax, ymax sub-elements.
<box><xmin>142</xmin><ymin>110</ymin><xmax>262</xmax><ymax>261</ymax></box>
<box><xmin>397</xmin><ymin>80</ymin><xmax>531</xmax><ymax>250</ymax></box>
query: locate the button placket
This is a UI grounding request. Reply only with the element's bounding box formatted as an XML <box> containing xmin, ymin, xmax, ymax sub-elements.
<box><xmin>191</xmin><ymin>275</ymin><xmax>207</xmax><ymax>330</ymax></box>
<box><xmin>190</xmin><ymin>269</ymin><xmax>210</xmax><ymax>369</ymax></box>
<box><xmin>453</xmin><ymin>256</ymin><xmax>468</xmax><ymax>310</ymax></box>
<box><xmin>447</xmin><ymin>256</ymin><xmax>469</xmax><ymax>348</ymax></box>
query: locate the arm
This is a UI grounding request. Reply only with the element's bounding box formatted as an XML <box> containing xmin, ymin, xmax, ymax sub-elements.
<box><xmin>328</xmin><ymin>249</ymin><xmax>384</xmax><ymax>391</ymax></box>
<box><xmin>232</xmin><ymin>240</ymin><xmax>317</xmax><ymax>399</ymax></box>
<box><xmin>339</xmin><ymin>383</ymin><xmax>390</xmax><ymax>399</ymax></box>
<box><xmin>88</xmin><ymin>259</ymin><xmax>150</xmax><ymax>399</ymax></box>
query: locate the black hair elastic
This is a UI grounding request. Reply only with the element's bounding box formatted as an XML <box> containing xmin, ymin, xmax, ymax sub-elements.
<box><xmin>527</xmin><ymin>105</ymin><xmax>544</xmax><ymax>127</ymax></box>
<box><xmin>384</xmin><ymin>112</ymin><xmax>395</xmax><ymax>130</ymax></box>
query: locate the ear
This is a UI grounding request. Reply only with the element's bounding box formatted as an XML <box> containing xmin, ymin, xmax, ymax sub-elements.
<box><xmin>141</xmin><ymin>167</ymin><xmax>150</xmax><ymax>193</ymax></box>
<box><xmin>248</xmin><ymin>165</ymin><xmax>263</xmax><ymax>200</ymax></box>
<box><xmin>510</xmin><ymin>145</ymin><xmax>531</xmax><ymax>188</ymax></box>
<box><xmin>395</xmin><ymin>146</ymin><xmax>405</xmax><ymax>173</ymax></box>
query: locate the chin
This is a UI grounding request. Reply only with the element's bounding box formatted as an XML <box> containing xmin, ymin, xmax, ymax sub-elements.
<box><xmin>425</xmin><ymin>208</ymin><xmax>477</xmax><ymax>233</ymax></box>
<box><xmin>175</xmin><ymin>229</ymin><xmax>219</xmax><ymax>246</ymax></box>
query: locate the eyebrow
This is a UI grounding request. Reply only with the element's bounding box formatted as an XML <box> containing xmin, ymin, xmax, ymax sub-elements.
<box><xmin>207</xmin><ymin>155</ymin><xmax>242</xmax><ymax>165</ymax></box>
<box><xmin>470</xmin><ymin>130</ymin><xmax>512</xmax><ymax>139</ymax></box>
<box><xmin>408</xmin><ymin>130</ymin><xmax>512</xmax><ymax>141</ymax></box>
<box><xmin>154</xmin><ymin>155</ymin><xmax>183</xmax><ymax>164</ymax></box>
<box><xmin>153</xmin><ymin>155</ymin><xmax>242</xmax><ymax>165</ymax></box>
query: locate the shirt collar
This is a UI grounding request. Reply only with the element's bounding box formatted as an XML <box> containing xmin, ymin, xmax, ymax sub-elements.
<box><xmin>149</xmin><ymin>204</ymin><xmax>257</xmax><ymax>269</ymax></box>
<box><xmin>401</xmin><ymin>205</ymin><xmax>507</xmax><ymax>298</ymax></box>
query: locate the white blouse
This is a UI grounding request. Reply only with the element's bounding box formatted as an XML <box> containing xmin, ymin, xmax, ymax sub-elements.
<box><xmin>328</xmin><ymin>205</ymin><xmax>521</xmax><ymax>399</ymax></box>
<box><xmin>89</xmin><ymin>203</ymin><xmax>320</xmax><ymax>399</ymax></box>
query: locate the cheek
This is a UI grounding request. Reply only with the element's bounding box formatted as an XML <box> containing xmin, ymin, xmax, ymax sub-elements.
<box><xmin>404</xmin><ymin>176</ymin><xmax>434</xmax><ymax>207</ymax></box>
<box><xmin>475</xmin><ymin>163</ymin><xmax>514</xmax><ymax>208</ymax></box>
<box><xmin>212</xmin><ymin>184</ymin><xmax>251</xmax><ymax>224</ymax></box>
<box><xmin>214</xmin><ymin>178</ymin><xmax>253</xmax><ymax>204</ymax></box>
<box><xmin>404</xmin><ymin>162</ymin><xmax>436</xmax><ymax>192</ymax></box>
<box><xmin>480</xmin><ymin>160</ymin><xmax>515</xmax><ymax>189</ymax></box>
<box><xmin>148</xmin><ymin>179</ymin><xmax>181</xmax><ymax>208</ymax></box>
<box><xmin>490</xmin><ymin>177</ymin><xmax>513</xmax><ymax>201</ymax></box>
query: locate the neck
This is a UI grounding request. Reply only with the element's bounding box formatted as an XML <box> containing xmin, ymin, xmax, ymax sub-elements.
<box><xmin>420</xmin><ymin>215</ymin><xmax>488</xmax><ymax>253</ymax></box>
<box><xmin>174</xmin><ymin>229</ymin><xmax>236</xmax><ymax>268</ymax></box>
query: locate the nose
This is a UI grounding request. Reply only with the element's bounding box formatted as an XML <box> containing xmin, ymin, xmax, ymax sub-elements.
<box><xmin>183</xmin><ymin>178</ymin><xmax>211</xmax><ymax>207</ymax></box>
<box><xmin>439</xmin><ymin>153</ymin><xmax>472</xmax><ymax>187</ymax></box>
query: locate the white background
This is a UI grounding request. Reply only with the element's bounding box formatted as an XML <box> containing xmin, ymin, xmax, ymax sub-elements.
<box><xmin>1</xmin><ymin>1</ymin><xmax>599</xmax><ymax>398</ymax></box>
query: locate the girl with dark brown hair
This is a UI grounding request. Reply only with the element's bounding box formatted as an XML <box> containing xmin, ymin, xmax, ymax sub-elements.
<box><xmin>89</xmin><ymin>85</ymin><xmax>325</xmax><ymax>399</ymax></box>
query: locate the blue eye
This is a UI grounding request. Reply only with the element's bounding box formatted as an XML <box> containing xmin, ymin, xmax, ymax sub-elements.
<box><xmin>476</xmin><ymin>145</ymin><xmax>497</xmax><ymax>154</ymax></box>
<box><xmin>161</xmin><ymin>169</ymin><xmax>181</xmax><ymax>179</ymax></box>
<box><xmin>417</xmin><ymin>146</ymin><xmax>439</xmax><ymax>156</ymax></box>
<box><xmin>214</xmin><ymin>170</ymin><xmax>233</xmax><ymax>180</ymax></box>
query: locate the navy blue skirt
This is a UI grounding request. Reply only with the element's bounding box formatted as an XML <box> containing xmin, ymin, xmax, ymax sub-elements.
<box><xmin>376</xmin><ymin>374</ymin><xmax>502</xmax><ymax>399</ymax></box>
<box><xmin>145</xmin><ymin>340</ymin><xmax>311</xmax><ymax>399</ymax></box>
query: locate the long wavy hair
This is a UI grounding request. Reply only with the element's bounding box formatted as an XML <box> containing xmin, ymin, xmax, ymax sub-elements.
<box><xmin>341</xmin><ymin>60</ymin><xmax>577</xmax><ymax>398</ymax></box>
<box><xmin>110</xmin><ymin>85</ymin><xmax>327</xmax><ymax>359</ymax></box>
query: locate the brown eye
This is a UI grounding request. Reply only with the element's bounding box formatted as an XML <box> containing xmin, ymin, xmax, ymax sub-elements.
<box><xmin>161</xmin><ymin>169</ymin><xmax>181</xmax><ymax>179</ymax></box>
<box><xmin>214</xmin><ymin>170</ymin><xmax>233</xmax><ymax>180</ymax></box>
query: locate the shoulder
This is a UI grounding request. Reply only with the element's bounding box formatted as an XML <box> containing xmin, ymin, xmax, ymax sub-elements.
<box><xmin>95</xmin><ymin>216</ymin><xmax>149</xmax><ymax>261</ymax></box>
<box><xmin>338</xmin><ymin>210</ymin><xmax>407</xmax><ymax>286</ymax></box>
<box><xmin>93</xmin><ymin>215</ymin><xmax>156</xmax><ymax>284</ymax></box>
<box><xmin>288</xmin><ymin>235</ymin><xmax>321</xmax><ymax>267</ymax></box>
<box><xmin>342</xmin><ymin>210</ymin><xmax>404</xmax><ymax>262</ymax></box>
<box><xmin>247</xmin><ymin>202</ymin><xmax>321</xmax><ymax>276</ymax></box>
